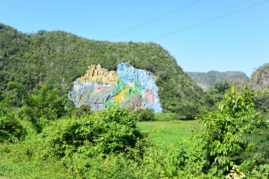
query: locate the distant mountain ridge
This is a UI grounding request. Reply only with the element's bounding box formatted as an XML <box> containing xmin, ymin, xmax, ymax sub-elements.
<box><xmin>187</xmin><ymin>71</ymin><xmax>250</xmax><ymax>90</ymax></box>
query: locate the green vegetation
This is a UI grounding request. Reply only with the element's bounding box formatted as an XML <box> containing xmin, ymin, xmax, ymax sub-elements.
<box><xmin>0</xmin><ymin>100</ymin><xmax>25</xmax><ymax>143</ymax></box>
<box><xmin>202</xmin><ymin>81</ymin><xmax>232</xmax><ymax>110</ymax></box>
<box><xmin>0</xmin><ymin>106</ymin><xmax>148</xmax><ymax>178</ymax></box>
<box><xmin>21</xmin><ymin>84</ymin><xmax>67</xmax><ymax>133</ymax></box>
<box><xmin>138</xmin><ymin>120</ymin><xmax>202</xmax><ymax>147</ymax></box>
<box><xmin>200</xmin><ymin>87</ymin><xmax>268</xmax><ymax>176</ymax></box>
<box><xmin>136</xmin><ymin>108</ymin><xmax>156</xmax><ymax>121</ymax></box>
<box><xmin>187</xmin><ymin>71</ymin><xmax>250</xmax><ymax>90</ymax></box>
<box><xmin>0</xmin><ymin>85</ymin><xmax>268</xmax><ymax>178</ymax></box>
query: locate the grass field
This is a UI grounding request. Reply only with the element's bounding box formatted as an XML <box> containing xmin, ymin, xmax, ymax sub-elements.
<box><xmin>138</xmin><ymin>120</ymin><xmax>203</xmax><ymax>148</ymax></box>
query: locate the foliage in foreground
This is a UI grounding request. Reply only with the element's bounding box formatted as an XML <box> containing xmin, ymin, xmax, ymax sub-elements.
<box><xmin>0</xmin><ymin>87</ymin><xmax>269</xmax><ymax>178</ymax></box>
<box><xmin>199</xmin><ymin>87</ymin><xmax>269</xmax><ymax>177</ymax></box>
<box><xmin>21</xmin><ymin>84</ymin><xmax>67</xmax><ymax>133</ymax></box>
<box><xmin>0</xmin><ymin>100</ymin><xmax>25</xmax><ymax>143</ymax></box>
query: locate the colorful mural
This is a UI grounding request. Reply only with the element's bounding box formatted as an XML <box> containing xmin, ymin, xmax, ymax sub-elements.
<box><xmin>68</xmin><ymin>63</ymin><xmax>162</xmax><ymax>113</ymax></box>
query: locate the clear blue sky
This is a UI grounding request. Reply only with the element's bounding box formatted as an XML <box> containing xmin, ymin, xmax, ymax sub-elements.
<box><xmin>1</xmin><ymin>0</ymin><xmax>269</xmax><ymax>77</ymax></box>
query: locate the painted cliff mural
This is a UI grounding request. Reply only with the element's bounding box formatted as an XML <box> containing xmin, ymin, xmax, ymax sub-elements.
<box><xmin>68</xmin><ymin>63</ymin><xmax>162</xmax><ymax>113</ymax></box>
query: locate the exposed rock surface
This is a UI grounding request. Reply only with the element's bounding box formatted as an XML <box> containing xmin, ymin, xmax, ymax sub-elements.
<box><xmin>251</xmin><ymin>63</ymin><xmax>269</xmax><ymax>90</ymax></box>
<box><xmin>68</xmin><ymin>63</ymin><xmax>163</xmax><ymax>113</ymax></box>
<box><xmin>124</xmin><ymin>94</ymin><xmax>142</xmax><ymax>111</ymax></box>
<box><xmin>68</xmin><ymin>82</ymin><xmax>116</xmax><ymax>111</ymax></box>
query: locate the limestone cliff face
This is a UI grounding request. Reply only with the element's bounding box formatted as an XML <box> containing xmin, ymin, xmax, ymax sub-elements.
<box><xmin>251</xmin><ymin>63</ymin><xmax>269</xmax><ymax>91</ymax></box>
<box><xmin>68</xmin><ymin>63</ymin><xmax>162</xmax><ymax>113</ymax></box>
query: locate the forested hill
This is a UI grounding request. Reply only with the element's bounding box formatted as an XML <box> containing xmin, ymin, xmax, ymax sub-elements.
<box><xmin>0</xmin><ymin>23</ymin><xmax>203</xmax><ymax>112</ymax></box>
<box><xmin>187</xmin><ymin>71</ymin><xmax>250</xmax><ymax>90</ymax></box>
<box><xmin>251</xmin><ymin>63</ymin><xmax>269</xmax><ymax>90</ymax></box>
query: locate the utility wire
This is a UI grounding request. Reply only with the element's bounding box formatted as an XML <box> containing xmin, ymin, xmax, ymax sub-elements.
<box><xmin>149</xmin><ymin>0</ymin><xmax>269</xmax><ymax>41</ymax></box>
<box><xmin>107</xmin><ymin>0</ymin><xmax>201</xmax><ymax>40</ymax></box>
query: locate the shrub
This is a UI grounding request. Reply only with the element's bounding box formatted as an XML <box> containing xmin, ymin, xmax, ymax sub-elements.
<box><xmin>39</xmin><ymin>107</ymin><xmax>147</xmax><ymax>159</ymax></box>
<box><xmin>136</xmin><ymin>108</ymin><xmax>155</xmax><ymax>121</ymax></box>
<box><xmin>200</xmin><ymin>87</ymin><xmax>267</xmax><ymax>176</ymax></box>
<box><xmin>22</xmin><ymin>84</ymin><xmax>66</xmax><ymax>132</ymax></box>
<box><xmin>0</xmin><ymin>100</ymin><xmax>25</xmax><ymax>143</ymax></box>
<box><xmin>176</xmin><ymin>101</ymin><xmax>202</xmax><ymax>120</ymax></box>
<box><xmin>68</xmin><ymin>104</ymin><xmax>91</xmax><ymax>118</ymax></box>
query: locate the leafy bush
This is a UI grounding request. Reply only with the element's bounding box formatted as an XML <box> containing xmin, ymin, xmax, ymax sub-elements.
<box><xmin>175</xmin><ymin>101</ymin><xmax>202</xmax><ymax>120</ymax></box>
<box><xmin>200</xmin><ymin>87</ymin><xmax>268</xmax><ymax>176</ymax></box>
<box><xmin>39</xmin><ymin>107</ymin><xmax>147</xmax><ymax>159</ymax></box>
<box><xmin>202</xmin><ymin>81</ymin><xmax>231</xmax><ymax>110</ymax></box>
<box><xmin>0</xmin><ymin>107</ymin><xmax>150</xmax><ymax>178</ymax></box>
<box><xmin>22</xmin><ymin>84</ymin><xmax>66</xmax><ymax>132</ymax></box>
<box><xmin>0</xmin><ymin>100</ymin><xmax>25</xmax><ymax>143</ymax></box>
<box><xmin>69</xmin><ymin>104</ymin><xmax>91</xmax><ymax>118</ymax></box>
<box><xmin>136</xmin><ymin>108</ymin><xmax>155</xmax><ymax>121</ymax></box>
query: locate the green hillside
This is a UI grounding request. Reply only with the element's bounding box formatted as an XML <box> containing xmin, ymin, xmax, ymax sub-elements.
<box><xmin>0</xmin><ymin>23</ymin><xmax>203</xmax><ymax>112</ymax></box>
<box><xmin>187</xmin><ymin>71</ymin><xmax>250</xmax><ymax>90</ymax></box>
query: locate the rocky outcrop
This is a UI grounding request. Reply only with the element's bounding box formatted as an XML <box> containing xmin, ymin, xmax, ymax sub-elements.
<box><xmin>68</xmin><ymin>63</ymin><xmax>163</xmax><ymax>113</ymax></box>
<box><xmin>251</xmin><ymin>63</ymin><xmax>269</xmax><ymax>91</ymax></box>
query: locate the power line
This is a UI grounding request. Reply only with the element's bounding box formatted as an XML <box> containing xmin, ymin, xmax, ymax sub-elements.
<box><xmin>149</xmin><ymin>0</ymin><xmax>269</xmax><ymax>41</ymax></box>
<box><xmin>107</xmin><ymin>0</ymin><xmax>201</xmax><ymax>40</ymax></box>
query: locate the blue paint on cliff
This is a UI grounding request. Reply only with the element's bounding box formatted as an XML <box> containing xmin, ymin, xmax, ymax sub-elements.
<box><xmin>117</xmin><ymin>64</ymin><xmax>162</xmax><ymax>113</ymax></box>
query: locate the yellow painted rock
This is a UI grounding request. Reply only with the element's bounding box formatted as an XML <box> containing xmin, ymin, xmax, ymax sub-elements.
<box><xmin>78</xmin><ymin>96</ymin><xmax>85</xmax><ymax>101</ymax></box>
<box><xmin>76</xmin><ymin>65</ymin><xmax>118</xmax><ymax>84</ymax></box>
<box><xmin>113</xmin><ymin>88</ymin><xmax>131</xmax><ymax>103</ymax></box>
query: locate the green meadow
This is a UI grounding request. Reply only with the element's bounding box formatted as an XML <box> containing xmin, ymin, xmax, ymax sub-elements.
<box><xmin>138</xmin><ymin>120</ymin><xmax>202</xmax><ymax>147</ymax></box>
